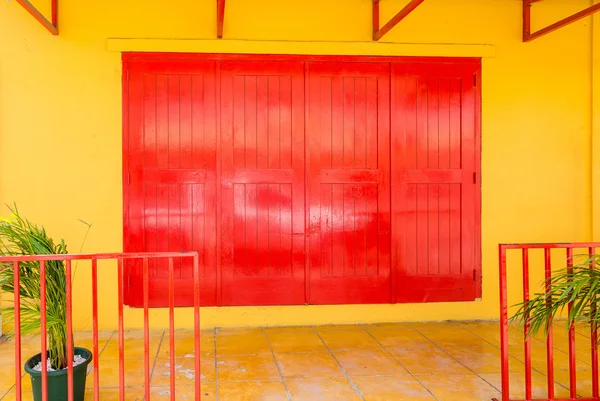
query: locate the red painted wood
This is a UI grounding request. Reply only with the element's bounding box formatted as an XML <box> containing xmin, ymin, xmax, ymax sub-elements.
<box><xmin>125</xmin><ymin>59</ymin><xmax>218</xmax><ymax>307</ymax></box>
<box><xmin>307</xmin><ymin>62</ymin><xmax>391</xmax><ymax>304</ymax></box>
<box><xmin>123</xmin><ymin>54</ymin><xmax>481</xmax><ymax>307</ymax></box>
<box><xmin>392</xmin><ymin>62</ymin><xmax>481</xmax><ymax>303</ymax></box>
<box><xmin>15</xmin><ymin>0</ymin><xmax>58</xmax><ymax>35</ymax></box>
<box><xmin>220</xmin><ymin>60</ymin><xmax>306</xmax><ymax>305</ymax></box>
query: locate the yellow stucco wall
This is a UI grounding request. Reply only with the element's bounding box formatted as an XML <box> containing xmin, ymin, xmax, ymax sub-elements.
<box><xmin>0</xmin><ymin>0</ymin><xmax>596</xmax><ymax>330</ymax></box>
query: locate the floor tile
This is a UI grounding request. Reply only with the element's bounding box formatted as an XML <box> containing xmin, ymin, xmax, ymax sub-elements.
<box><xmin>217</xmin><ymin>354</ymin><xmax>280</xmax><ymax>382</ymax></box>
<box><xmin>84</xmin><ymin>386</ymin><xmax>216</xmax><ymax>400</ymax></box>
<box><xmin>462</xmin><ymin>325</ymin><xmax>540</xmax><ymax>348</ymax></box>
<box><xmin>216</xmin><ymin>333</ymin><xmax>271</xmax><ymax>355</ymax></box>
<box><xmin>509</xmin><ymin>343</ymin><xmax>591</xmax><ymax>373</ymax></box>
<box><xmin>151</xmin><ymin>356</ymin><xmax>216</xmax><ymax>386</ymax></box>
<box><xmin>86</xmin><ymin>358</ymin><xmax>152</xmax><ymax>388</ymax></box>
<box><xmin>367</xmin><ymin>328</ymin><xmax>435</xmax><ymax>349</ymax></box>
<box><xmin>418</xmin><ymin>326</ymin><xmax>494</xmax><ymax>347</ymax></box>
<box><xmin>404</xmin><ymin>322</ymin><xmax>459</xmax><ymax>332</ymax></box>
<box><xmin>0</xmin><ymin>365</ymin><xmax>20</xmax><ymax>394</ymax></box>
<box><xmin>388</xmin><ymin>347</ymin><xmax>472</xmax><ymax>375</ymax></box>
<box><xmin>554</xmin><ymin>368</ymin><xmax>598</xmax><ymax>397</ymax></box>
<box><xmin>333</xmin><ymin>350</ymin><xmax>409</xmax><ymax>377</ymax></box>
<box><xmin>0</xmin><ymin>337</ymin><xmax>52</xmax><ymax>367</ymax></box>
<box><xmin>101</xmin><ymin>332</ymin><xmax>163</xmax><ymax>360</ymax></box>
<box><xmin>315</xmin><ymin>325</ymin><xmax>364</xmax><ymax>332</ymax></box>
<box><xmin>318</xmin><ymin>331</ymin><xmax>382</xmax><ymax>352</ymax></box>
<box><xmin>286</xmin><ymin>378</ymin><xmax>362</xmax><ymax>401</ymax></box>
<box><xmin>150</xmin><ymin>384</ymin><xmax>216</xmax><ymax>400</ymax></box>
<box><xmin>85</xmin><ymin>387</ymin><xmax>145</xmax><ymax>400</ymax></box>
<box><xmin>480</xmin><ymin>371</ymin><xmax>571</xmax><ymax>400</ymax></box>
<box><xmin>264</xmin><ymin>326</ymin><xmax>314</xmax><ymax>334</ymax></box>
<box><xmin>218</xmin><ymin>381</ymin><xmax>288</xmax><ymax>401</ymax></box>
<box><xmin>216</xmin><ymin>327</ymin><xmax>265</xmax><ymax>336</ymax></box>
<box><xmin>418</xmin><ymin>373</ymin><xmax>501</xmax><ymax>401</ymax></box>
<box><xmin>275</xmin><ymin>352</ymin><xmax>344</xmax><ymax>379</ymax></box>
<box><xmin>354</xmin><ymin>376</ymin><xmax>437</xmax><ymax>401</ymax></box>
<box><xmin>445</xmin><ymin>345</ymin><xmax>524</xmax><ymax>373</ymax></box>
<box><xmin>0</xmin><ymin>392</ymin><xmax>34</xmax><ymax>401</ymax></box>
<box><xmin>549</xmin><ymin>337</ymin><xmax>596</xmax><ymax>365</ymax></box>
<box><xmin>363</xmin><ymin>323</ymin><xmax>415</xmax><ymax>331</ymax></box>
<box><xmin>267</xmin><ymin>331</ymin><xmax>328</xmax><ymax>353</ymax></box>
<box><xmin>157</xmin><ymin>332</ymin><xmax>214</xmax><ymax>359</ymax></box>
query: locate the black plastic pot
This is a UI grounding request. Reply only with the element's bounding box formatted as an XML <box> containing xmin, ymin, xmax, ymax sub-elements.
<box><xmin>24</xmin><ymin>347</ymin><xmax>92</xmax><ymax>401</ymax></box>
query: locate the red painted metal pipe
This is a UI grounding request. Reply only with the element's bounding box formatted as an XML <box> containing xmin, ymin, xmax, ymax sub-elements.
<box><xmin>92</xmin><ymin>258</ymin><xmax>100</xmax><ymax>401</ymax></box>
<box><xmin>168</xmin><ymin>257</ymin><xmax>176</xmax><ymax>401</ymax></box>
<box><xmin>0</xmin><ymin>252</ymin><xmax>199</xmax><ymax>401</ymax></box>
<box><xmin>495</xmin><ymin>242</ymin><xmax>600</xmax><ymax>401</ymax></box>
<box><xmin>40</xmin><ymin>260</ymin><xmax>48</xmax><ymax>401</ymax></box>
<box><xmin>373</xmin><ymin>0</ymin><xmax>424</xmax><ymax>41</ymax></box>
<box><xmin>522</xmin><ymin>0</ymin><xmax>532</xmax><ymax>42</ymax></box>
<box><xmin>498</xmin><ymin>245</ymin><xmax>510</xmax><ymax>401</ymax></box>
<box><xmin>372</xmin><ymin>0</ymin><xmax>380</xmax><ymax>41</ymax></box>
<box><xmin>566</xmin><ymin>248</ymin><xmax>577</xmax><ymax>399</ymax></box>
<box><xmin>65</xmin><ymin>260</ymin><xmax>74</xmax><ymax>401</ymax></box>
<box><xmin>13</xmin><ymin>261</ymin><xmax>22</xmax><ymax>401</ymax></box>
<box><xmin>117</xmin><ymin>258</ymin><xmax>125</xmax><ymax>401</ymax></box>
<box><xmin>194</xmin><ymin>253</ymin><xmax>201</xmax><ymax>400</ymax></box>
<box><xmin>590</xmin><ymin>247</ymin><xmax>599</xmax><ymax>399</ymax></box>
<box><xmin>0</xmin><ymin>251</ymin><xmax>197</xmax><ymax>262</ymax></box>
<box><xmin>543</xmin><ymin>248</ymin><xmax>555</xmax><ymax>399</ymax></box>
<box><xmin>14</xmin><ymin>0</ymin><xmax>58</xmax><ymax>35</ymax></box>
<box><xmin>524</xmin><ymin>1</ymin><xmax>600</xmax><ymax>42</ymax></box>
<box><xmin>522</xmin><ymin>249</ymin><xmax>532</xmax><ymax>400</ymax></box>
<box><xmin>143</xmin><ymin>258</ymin><xmax>151</xmax><ymax>401</ymax></box>
<box><xmin>217</xmin><ymin>0</ymin><xmax>226</xmax><ymax>38</ymax></box>
<box><xmin>51</xmin><ymin>0</ymin><xmax>57</xmax><ymax>27</ymax></box>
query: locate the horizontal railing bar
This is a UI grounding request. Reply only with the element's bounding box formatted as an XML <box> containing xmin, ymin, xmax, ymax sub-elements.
<box><xmin>500</xmin><ymin>242</ymin><xmax>600</xmax><ymax>250</ymax></box>
<box><xmin>502</xmin><ymin>399</ymin><xmax>599</xmax><ymax>401</ymax></box>
<box><xmin>0</xmin><ymin>251</ymin><xmax>198</xmax><ymax>262</ymax></box>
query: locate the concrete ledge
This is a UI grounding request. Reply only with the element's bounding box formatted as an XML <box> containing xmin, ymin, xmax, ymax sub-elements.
<box><xmin>107</xmin><ymin>39</ymin><xmax>496</xmax><ymax>58</ymax></box>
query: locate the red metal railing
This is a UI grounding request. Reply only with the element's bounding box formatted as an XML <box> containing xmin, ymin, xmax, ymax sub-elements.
<box><xmin>496</xmin><ymin>243</ymin><xmax>600</xmax><ymax>401</ymax></box>
<box><xmin>2</xmin><ymin>252</ymin><xmax>200</xmax><ymax>401</ymax></box>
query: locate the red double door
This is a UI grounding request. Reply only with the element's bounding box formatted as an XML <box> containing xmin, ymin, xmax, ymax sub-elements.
<box><xmin>123</xmin><ymin>55</ymin><xmax>480</xmax><ymax>307</ymax></box>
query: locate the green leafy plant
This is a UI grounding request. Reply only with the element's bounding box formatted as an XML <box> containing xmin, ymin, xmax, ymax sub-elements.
<box><xmin>0</xmin><ymin>204</ymin><xmax>91</xmax><ymax>370</ymax></box>
<box><xmin>512</xmin><ymin>255</ymin><xmax>600</xmax><ymax>338</ymax></box>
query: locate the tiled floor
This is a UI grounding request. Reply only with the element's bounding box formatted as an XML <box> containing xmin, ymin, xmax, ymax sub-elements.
<box><xmin>0</xmin><ymin>321</ymin><xmax>596</xmax><ymax>400</ymax></box>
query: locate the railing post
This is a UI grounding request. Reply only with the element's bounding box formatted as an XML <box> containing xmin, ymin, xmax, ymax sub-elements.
<box><xmin>498</xmin><ymin>244</ymin><xmax>510</xmax><ymax>401</ymax></box>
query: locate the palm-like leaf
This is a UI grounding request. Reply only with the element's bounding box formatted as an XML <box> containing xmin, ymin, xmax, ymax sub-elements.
<box><xmin>512</xmin><ymin>255</ymin><xmax>600</xmax><ymax>338</ymax></box>
<box><xmin>0</xmin><ymin>204</ymin><xmax>89</xmax><ymax>370</ymax></box>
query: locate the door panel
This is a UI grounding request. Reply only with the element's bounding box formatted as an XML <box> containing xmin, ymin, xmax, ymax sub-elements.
<box><xmin>124</xmin><ymin>55</ymin><xmax>481</xmax><ymax>308</ymax></box>
<box><xmin>307</xmin><ymin>62</ymin><xmax>391</xmax><ymax>304</ymax></box>
<box><xmin>391</xmin><ymin>63</ymin><xmax>480</xmax><ymax>303</ymax></box>
<box><xmin>220</xmin><ymin>61</ymin><xmax>306</xmax><ymax>305</ymax></box>
<box><xmin>125</xmin><ymin>60</ymin><xmax>218</xmax><ymax>307</ymax></box>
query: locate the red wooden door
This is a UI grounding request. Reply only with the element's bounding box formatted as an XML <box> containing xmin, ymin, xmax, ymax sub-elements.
<box><xmin>391</xmin><ymin>62</ymin><xmax>481</xmax><ymax>303</ymax></box>
<box><xmin>220</xmin><ymin>60</ymin><xmax>306</xmax><ymax>306</ymax></box>
<box><xmin>124</xmin><ymin>59</ymin><xmax>218</xmax><ymax>307</ymax></box>
<box><xmin>307</xmin><ymin>62</ymin><xmax>391</xmax><ymax>304</ymax></box>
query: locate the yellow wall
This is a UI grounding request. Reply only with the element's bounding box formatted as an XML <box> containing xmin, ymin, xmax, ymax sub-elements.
<box><xmin>0</xmin><ymin>0</ymin><xmax>596</xmax><ymax>330</ymax></box>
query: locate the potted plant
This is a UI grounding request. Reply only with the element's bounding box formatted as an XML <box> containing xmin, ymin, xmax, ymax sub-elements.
<box><xmin>0</xmin><ymin>205</ymin><xmax>92</xmax><ymax>401</ymax></box>
<box><xmin>512</xmin><ymin>254</ymin><xmax>600</xmax><ymax>338</ymax></box>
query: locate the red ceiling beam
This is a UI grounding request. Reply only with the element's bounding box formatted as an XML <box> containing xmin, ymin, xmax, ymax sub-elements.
<box><xmin>523</xmin><ymin>0</ymin><xmax>600</xmax><ymax>42</ymax></box>
<box><xmin>217</xmin><ymin>0</ymin><xmax>226</xmax><ymax>39</ymax></box>
<box><xmin>15</xmin><ymin>0</ymin><xmax>58</xmax><ymax>35</ymax></box>
<box><xmin>373</xmin><ymin>0</ymin><xmax>424</xmax><ymax>41</ymax></box>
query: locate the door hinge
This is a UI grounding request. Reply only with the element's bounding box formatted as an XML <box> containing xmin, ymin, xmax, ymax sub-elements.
<box><xmin>127</xmin><ymin>173</ymin><xmax>131</xmax><ymax>185</ymax></box>
<box><xmin>473</xmin><ymin>270</ymin><xmax>477</xmax><ymax>281</ymax></box>
<box><xmin>474</xmin><ymin>74</ymin><xmax>477</xmax><ymax>86</ymax></box>
<box><xmin>473</xmin><ymin>172</ymin><xmax>477</xmax><ymax>184</ymax></box>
